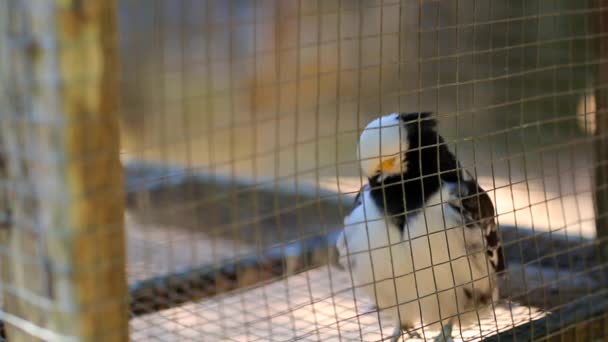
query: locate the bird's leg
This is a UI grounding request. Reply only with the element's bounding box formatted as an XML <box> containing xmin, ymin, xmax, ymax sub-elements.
<box><xmin>404</xmin><ymin>326</ymin><xmax>422</xmax><ymax>339</ymax></box>
<box><xmin>390</xmin><ymin>324</ymin><xmax>421</xmax><ymax>342</ymax></box>
<box><xmin>390</xmin><ymin>325</ymin><xmax>402</xmax><ymax>342</ymax></box>
<box><xmin>432</xmin><ymin>320</ymin><xmax>454</xmax><ymax>342</ymax></box>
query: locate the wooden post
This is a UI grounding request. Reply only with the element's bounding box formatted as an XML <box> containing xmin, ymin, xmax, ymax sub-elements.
<box><xmin>0</xmin><ymin>1</ymin><xmax>128</xmax><ymax>341</ymax></box>
<box><xmin>595</xmin><ymin>0</ymin><xmax>608</xmax><ymax>260</ymax></box>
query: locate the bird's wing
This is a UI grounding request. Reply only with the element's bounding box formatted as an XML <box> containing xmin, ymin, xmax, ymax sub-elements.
<box><xmin>446</xmin><ymin>175</ymin><xmax>506</xmax><ymax>273</ymax></box>
<box><xmin>436</xmin><ymin>144</ymin><xmax>505</xmax><ymax>273</ymax></box>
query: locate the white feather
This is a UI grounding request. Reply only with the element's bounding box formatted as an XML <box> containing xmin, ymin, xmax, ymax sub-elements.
<box><xmin>357</xmin><ymin>113</ymin><xmax>409</xmax><ymax>177</ymax></box>
<box><xmin>337</xmin><ymin>185</ymin><xmax>497</xmax><ymax>333</ymax></box>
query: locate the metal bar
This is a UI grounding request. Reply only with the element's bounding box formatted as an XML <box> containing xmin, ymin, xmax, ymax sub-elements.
<box><xmin>484</xmin><ymin>290</ymin><xmax>608</xmax><ymax>341</ymax></box>
<box><xmin>595</xmin><ymin>0</ymin><xmax>608</xmax><ymax>262</ymax></box>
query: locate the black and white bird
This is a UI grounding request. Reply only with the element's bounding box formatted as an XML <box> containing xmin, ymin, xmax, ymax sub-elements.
<box><xmin>336</xmin><ymin>113</ymin><xmax>505</xmax><ymax>341</ymax></box>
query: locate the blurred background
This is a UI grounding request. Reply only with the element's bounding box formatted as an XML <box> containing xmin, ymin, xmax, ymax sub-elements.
<box><xmin>119</xmin><ymin>0</ymin><xmax>598</xmax><ymax>273</ymax></box>
<box><xmin>119</xmin><ymin>0</ymin><xmax>596</xmax><ymax>180</ymax></box>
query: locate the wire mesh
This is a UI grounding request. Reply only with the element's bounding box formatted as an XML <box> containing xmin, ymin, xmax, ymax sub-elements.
<box><xmin>2</xmin><ymin>0</ymin><xmax>608</xmax><ymax>341</ymax></box>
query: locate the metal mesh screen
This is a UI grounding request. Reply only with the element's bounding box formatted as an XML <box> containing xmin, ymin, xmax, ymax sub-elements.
<box><xmin>2</xmin><ymin>0</ymin><xmax>608</xmax><ymax>341</ymax></box>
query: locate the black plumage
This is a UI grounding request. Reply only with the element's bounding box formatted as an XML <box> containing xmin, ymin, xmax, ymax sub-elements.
<box><xmin>363</xmin><ymin>112</ymin><xmax>505</xmax><ymax>273</ymax></box>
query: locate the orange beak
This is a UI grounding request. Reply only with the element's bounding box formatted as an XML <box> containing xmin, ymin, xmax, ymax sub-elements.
<box><xmin>378</xmin><ymin>156</ymin><xmax>397</xmax><ymax>173</ymax></box>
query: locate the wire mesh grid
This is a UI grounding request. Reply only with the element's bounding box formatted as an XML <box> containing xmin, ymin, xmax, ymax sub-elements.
<box><xmin>1</xmin><ymin>0</ymin><xmax>608</xmax><ymax>341</ymax></box>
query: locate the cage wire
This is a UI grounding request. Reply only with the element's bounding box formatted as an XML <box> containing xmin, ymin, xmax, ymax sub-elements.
<box><xmin>1</xmin><ymin>0</ymin><xmax>608</xmax><ymax>341</ymax></box>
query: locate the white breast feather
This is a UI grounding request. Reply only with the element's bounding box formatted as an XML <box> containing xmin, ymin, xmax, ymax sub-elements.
<box><xmin>337</xmin><ymin>184</ymin><xmax>497</xmax><ymax>333</ymax></box>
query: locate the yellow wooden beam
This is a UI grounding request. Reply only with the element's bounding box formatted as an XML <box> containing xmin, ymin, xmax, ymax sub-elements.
<box><xmin>0</xmin><ymin>1</ymin><xmax>127</xmax><ymax>341</ymax></box>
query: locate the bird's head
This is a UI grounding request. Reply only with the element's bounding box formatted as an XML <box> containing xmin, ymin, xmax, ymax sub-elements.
<box><xmin>357</xmin><ymin>112</ymin><xmax>439</xmax><ymax>181</ymax></box>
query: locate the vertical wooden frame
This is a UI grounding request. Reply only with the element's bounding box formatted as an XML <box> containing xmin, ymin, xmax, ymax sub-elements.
<box><xmin>595</xmin><ymin>0</ymin><xmax>608</xmax><ymax>260</ymax></box>
<box><xmin>0</xmin><ymin>1</ymin><xmax>127</xmax><ymax>341</ymax></box>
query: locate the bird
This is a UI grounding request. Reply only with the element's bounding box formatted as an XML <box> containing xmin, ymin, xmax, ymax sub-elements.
<box><xmin>335</xmin><ymin>112</ymin><xmax>505</xmax><ymax>341</ymax></box>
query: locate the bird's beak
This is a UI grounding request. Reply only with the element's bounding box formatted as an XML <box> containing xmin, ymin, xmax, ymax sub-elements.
<box><xmin>378</xmin><ymin>156</ymin><xmax>397</xmax><ymax>173</ymax></box>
